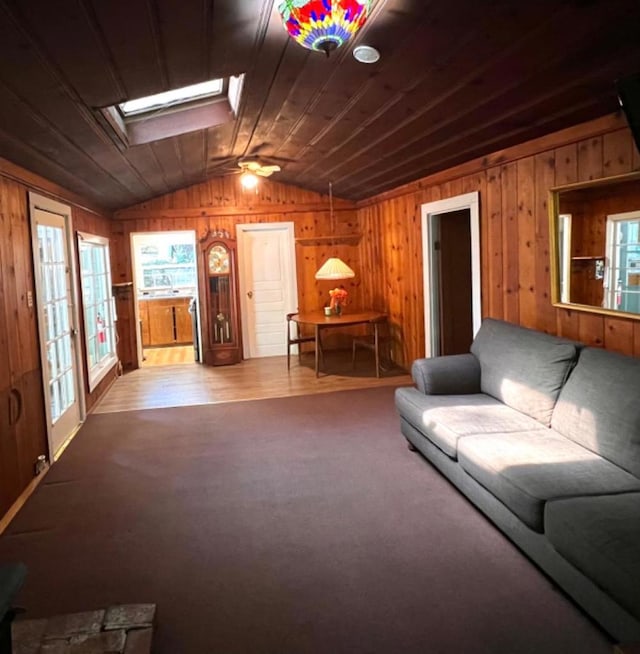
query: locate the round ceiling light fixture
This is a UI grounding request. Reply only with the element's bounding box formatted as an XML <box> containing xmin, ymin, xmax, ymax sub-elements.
<box><xmin>240</xmin><ymin>171</ymin><xmax>259</xmax><ymax>190</ymax></box>
<box><xmin>353</xmin><ymin>44</ymin><xmax>380</xmax><ymax>64</ymax></box>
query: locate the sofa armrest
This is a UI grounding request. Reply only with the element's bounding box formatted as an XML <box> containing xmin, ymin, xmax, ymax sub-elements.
<box><xmin>411</xmin><ymin>353</ymin><xmax>481</xmax><ymax>395</ymax></box>
<box><xmin>0</xmin><ymin>563</ymin><xmax>26</xmax><ymax>619</ymax></box>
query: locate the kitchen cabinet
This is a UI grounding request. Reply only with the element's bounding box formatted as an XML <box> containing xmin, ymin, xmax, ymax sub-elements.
<box><xmin>148</xmin><ymin>299</ymin><xmax>176</xmax><ymax>345</ymax></box>
<box><xmin>139</xmin><ymin>297</ymin><xmax>193</xmax><ymax>346</ymax></box>
<box><xmin>138</xmin><ymin>301</ymin><xmax>150</xmax><ymax>346</ymax></box>
<box><xmin>174</xmin><ymin>300</ymin><xmax>193</xmax><ymax>343</ymax></box>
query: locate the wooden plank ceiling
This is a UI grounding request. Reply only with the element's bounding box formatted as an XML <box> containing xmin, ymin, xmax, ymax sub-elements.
<box><xmin>0</xmin><ymin>0</ymin><xmax>639</xmax><ymax>211</ymax></box>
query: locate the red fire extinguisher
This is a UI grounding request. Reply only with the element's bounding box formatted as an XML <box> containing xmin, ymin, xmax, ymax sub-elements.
<box><xmin>615</xmin><ymin>279</ymin><xmax>622</xmax><ymax>307</ymax></box>
<box><xmin>97</xmin><ymin>313</ymin><xmax>106</xmax><ymax>343</ymax></box>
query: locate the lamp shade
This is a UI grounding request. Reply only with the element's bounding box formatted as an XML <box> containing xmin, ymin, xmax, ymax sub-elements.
<box><xmin>277</xmin><ymin>0</ymin><xmax>371</xmax><ymax>56</ymax></box>
<box><xmin>315</xmin><ymin>257</ymin><xmax>355</xmax><ymax>280</ymax></box>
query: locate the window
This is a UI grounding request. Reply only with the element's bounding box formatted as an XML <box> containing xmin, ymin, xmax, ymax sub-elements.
<box><xmin>133</xmin><ymin>233</ymin><xmax>197</xmax><ymax>296</ymax></box>
<box><xmin>77</xmin><ymin>232</ymin><xmax>117</xmax><ymax>391</ymax></box>
<box><xmin>558</xmin><ymin>214</ymin><xmax>572</xmax><ymax>303</ymax></box>
<box><xmin>119</xmin><ymin>79</ymin><xmax>224</xmax><ymax>117</ymax></box>
<box><xmin>605</xmin><ymin>211</ymin><xmax>640</xmax><ymax>313</ymax></box>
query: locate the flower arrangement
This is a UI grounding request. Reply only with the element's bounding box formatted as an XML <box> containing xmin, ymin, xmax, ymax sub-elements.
<box><xmin>329</xmin><ymin>286</ymin><xmax>348</xmax><ymax>314</ymax></box>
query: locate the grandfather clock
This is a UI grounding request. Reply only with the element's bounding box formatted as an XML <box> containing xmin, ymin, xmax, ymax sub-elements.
<box><xmin>199</xmin><ymin>230</ymin><xmax>242</xmax><ymax>366</ymax></box>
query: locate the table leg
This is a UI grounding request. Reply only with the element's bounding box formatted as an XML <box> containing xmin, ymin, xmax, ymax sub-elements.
<box><xmin>315</xmin><ymin>324</ymin><xmax>320</xmax><ymax>377</ymax></box>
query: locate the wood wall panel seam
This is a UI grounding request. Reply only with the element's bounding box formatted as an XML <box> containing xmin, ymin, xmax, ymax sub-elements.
<box><xmin>533</xmin><ymin>151</ymin><xmax>557</xmax><ymax>334</ymax></box>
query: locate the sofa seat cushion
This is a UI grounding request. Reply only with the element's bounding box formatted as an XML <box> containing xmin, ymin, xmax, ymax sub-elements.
<box><xmin>457</xmin><ymin>431</ymin><xmax>640</xmax><ymax>532</ymax></box>
<box><xmin>394</xmin><ymin>387</ymin><xmax>546</xmax><ymax>459</ymax></box>
<box><xmin>545</xmin><ymin>493</ymin><xmax>640</xmax><ymax>621</ymax></box>
<box><xmin>470</xmin><ymin>318</ymin><xmax>579</xmax><ymax>426</ymax></box>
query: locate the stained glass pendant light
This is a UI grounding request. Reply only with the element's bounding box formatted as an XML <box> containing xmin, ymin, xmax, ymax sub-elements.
<box><xmin>277</xmin><ymin>0</ymin><xmax>372</xmax><ymax>57</ymax></box>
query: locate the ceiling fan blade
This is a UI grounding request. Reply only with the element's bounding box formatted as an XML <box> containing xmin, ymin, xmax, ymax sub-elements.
<box><xmin>255</xmin><ymin>165</ymin><xmax>281</xmax><ymax>176</ymax></box>
<box><xmin>238</xmin><ymin>160</ymin><xmax>261</xmax><ymax>171</ymax></box>
<box><xmin>233</xmin><ymin>158</ymin><xmax>282</xmax><ymax>179</ymax></box>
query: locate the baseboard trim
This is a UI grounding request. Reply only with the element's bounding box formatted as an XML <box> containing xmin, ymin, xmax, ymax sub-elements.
<box><xmin>53</xmin><ymin>421</ymin><xmax>84</xmax><ymax>462</ymax></box>
<box><xmin>0</xmin><ymin>466</ymin><xmax>50</xmax><ymax>536</ymax></box>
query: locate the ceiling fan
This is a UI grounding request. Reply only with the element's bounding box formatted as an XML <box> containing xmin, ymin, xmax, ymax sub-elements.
<box><xmin>208</xmin><ymin>155</ymin><xmax>284</xmax><ymax>187</ymax></box>
<box><xmin>236</xmin><ymin>159</ymin><xmax>281</xmax><ymax>178</ymax></box>
<box><xmin>221</xmin><ymin>158</ymin><xmax>282</xmax><ymax>190</ymax></box>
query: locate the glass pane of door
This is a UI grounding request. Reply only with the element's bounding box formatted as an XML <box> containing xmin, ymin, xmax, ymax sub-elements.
<box><xmin>606</xmin><ymin>214</ymin><xmax>640</xmax><ymax>312</ymax></box>
<box><xmin>208</xmin><ymin>244</ymin><xmax>233</xmax><ymax>343</ymax></box>
<box><xmin>38</xmin><ymin>223</ymin><xmax>75</xmax><ymax>423</ymax></box>
<box><xmin>31</xmin><ymin>200</ymin><xmax>82</xmax><ymax>458</ymax></box>
<box><xmin>78</xmin><ymin>234</ymin><xmax>117</xmax><ymax>390</ymax></box>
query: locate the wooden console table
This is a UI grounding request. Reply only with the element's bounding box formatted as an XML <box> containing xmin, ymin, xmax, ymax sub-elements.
<box><xmin>292</xmin><ymin>310</ymin><xmax>387</xmax><ymax>377</ymax></box>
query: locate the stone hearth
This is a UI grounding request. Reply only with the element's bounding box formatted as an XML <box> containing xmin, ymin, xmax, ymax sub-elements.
<box><xmin>11</xmin><ymin>604</ymin><xmax>155</xmax><ymax>654</ymax></box>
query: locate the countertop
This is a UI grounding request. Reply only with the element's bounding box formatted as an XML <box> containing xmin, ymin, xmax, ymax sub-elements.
<box><xmin>138</xmin><ymin>290</ymin><xmax>195</xmax><ymax>301</ymax></box>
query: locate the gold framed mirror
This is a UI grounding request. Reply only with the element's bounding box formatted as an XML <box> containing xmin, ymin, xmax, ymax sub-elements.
<box><xmin>549</xmin><ymin>171</ymin><xmax>640</xmax><ymax>320</ymax></box>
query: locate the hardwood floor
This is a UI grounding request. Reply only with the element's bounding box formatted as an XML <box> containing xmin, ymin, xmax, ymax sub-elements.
<box><xmin>94</xmin><ymin>351</ymin><xmax>412</xmax><ymax>414</ymax></box>
<box><xmin>142</xmin><ymin>345</ymin><xmax>194</xmax><ymax>366</ymax></box>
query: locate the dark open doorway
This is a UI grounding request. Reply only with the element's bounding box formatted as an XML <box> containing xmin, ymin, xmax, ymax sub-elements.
<box><xmin>436</xmin><ymin>208</ymin><xmax>473</xmax><ymax>355</ymax></box>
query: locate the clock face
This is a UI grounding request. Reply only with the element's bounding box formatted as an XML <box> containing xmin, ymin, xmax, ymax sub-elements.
<box><xmin>208</xmin><ymin>244</ymin><xmax>230</xmax><ymax>275</ymax></box>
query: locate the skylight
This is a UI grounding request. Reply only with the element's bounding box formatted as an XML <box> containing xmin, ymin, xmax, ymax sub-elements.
<box><xmin>99</xmin><ymin>75</ymin><xmax>244</xmax><ymax>147</ymax></box>
<box><xmin>119</xmin><ymin>79</ymin><xmax>224</xmax><ymax>116</ymax></box>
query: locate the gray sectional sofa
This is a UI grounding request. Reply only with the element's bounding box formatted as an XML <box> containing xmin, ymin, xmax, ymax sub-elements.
<box><xmin>395</xmin><ymin>318</ymin><xmax>640</xmax><ymax>643</ymax></box>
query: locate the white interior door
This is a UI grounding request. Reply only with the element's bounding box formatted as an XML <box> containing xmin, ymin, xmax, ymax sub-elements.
<box><xmin>237</xmin><ymin>223</ymin><xmax>297</xmax><ymax>358</ymax></box>
<box><xmin>30</xmin><ymin>196</ymin><xmax>83</xmax><ymax>458</ymax></box>
<box><xmin>421</xmin><ymin>192</ymin><xmax>481</xmax><ymax>358</ymax></box>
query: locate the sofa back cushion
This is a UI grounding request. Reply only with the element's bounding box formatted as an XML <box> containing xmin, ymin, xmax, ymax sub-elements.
<box><xmin>551</xmin><ymin>347</ymin><xmax>640</xmax><ymax>478</ymax></box>
<box><xmin>470</xmin><ymin>319</ymin><xmax>579</xmax><ymax>426</ymax></box>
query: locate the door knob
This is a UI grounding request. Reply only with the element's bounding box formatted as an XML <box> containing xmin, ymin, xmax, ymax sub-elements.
<box><xmin>247</xmin><ymin>291</ymin><xmax>253</xmax><ymax>299</ymax></box>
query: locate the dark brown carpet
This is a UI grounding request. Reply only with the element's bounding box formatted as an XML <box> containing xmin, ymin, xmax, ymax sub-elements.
<box><xmin>0</xmin><ymin>387</ymin><xmax>611</xmax><ymax>653</ymax></box>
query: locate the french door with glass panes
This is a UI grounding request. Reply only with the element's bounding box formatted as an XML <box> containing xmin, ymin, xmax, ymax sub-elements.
<box><xmin>31</xmin><ymin>202</ymin><xmax>82</xmax><ymax>457</ymax></box>
<box><xmin>605</xmin><ymin>211</ymin><xmax>640</xmax><ymax>313</ymax></box>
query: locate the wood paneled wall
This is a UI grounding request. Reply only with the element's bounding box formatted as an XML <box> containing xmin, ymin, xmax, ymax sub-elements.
<box><xmin>358</xmin><ymin>113</ymin><xmax>640</xmax><ymax>367</ymax></box>
<box><xmin>0</xmin><ymin>174</ymin><xmax>47</xmax><ymax>515</ymax></box>
<box><xmin>113</xmin><ymin>177</ymin><xmax>360</xmax><ymax>369</ymax></box>
<box><xmin>0</xmin><ymin>161</ymin><xmax>114</xmax><ymax>516</ymax></box>
<box><xmin>114</xmin><ymin>114</ymin><xmax>640</xmax><ymax>371</ymax></box>
<box><xmin>5</xmin><ymin>109</ymin><xmax>634</xmax><ymax>525</ymax></box>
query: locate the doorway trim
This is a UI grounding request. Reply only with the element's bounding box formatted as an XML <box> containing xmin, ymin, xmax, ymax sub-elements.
<box><xmin>130</xmin><ymin>230</ymin><xmax>200</xmax><ymax>367</ymax></box>
<box><xmin>236</xmin><ymin>222</ymin><xmax>298</xmax><ymax>359</ymax></box>
<box><xmin>421</xmin><ymin>192</ymin><xmax>481</xmax><ymax>357</ymax></box>
<box><xmin>28</xmin><ymin>192</ymin><xmax>86</xmax><ymax>460</ymax></box>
